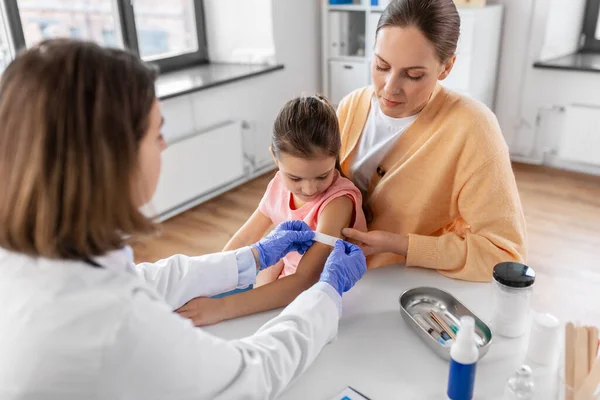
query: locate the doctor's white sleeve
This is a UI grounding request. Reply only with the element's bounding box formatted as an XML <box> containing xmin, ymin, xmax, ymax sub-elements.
<box><xmin>102</xmin><ymin>284</ymin><xmax>341</xmax><ymax>400</ymax></box>
<box><xmin>131</xmin><ymin>247</ymin><xmax>257</xmax><ymax>309</ymax></box>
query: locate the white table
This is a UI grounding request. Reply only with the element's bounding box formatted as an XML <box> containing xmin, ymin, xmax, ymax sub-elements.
<box><xmin>204</xmin><ymin>265</ymin><xmax>600</xmax><ymax>400</ymax></box>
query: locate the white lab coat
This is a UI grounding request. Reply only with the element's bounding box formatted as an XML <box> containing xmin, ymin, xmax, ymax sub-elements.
<box><xmin>0</xmin><ymin>246</ymin><xmax>340</xmax><ymax>400</ymax></box>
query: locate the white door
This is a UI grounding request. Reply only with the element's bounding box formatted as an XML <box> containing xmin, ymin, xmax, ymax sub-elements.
<box><xmin>329</xmin><ymin>60</ymin><xmax>369</xmax><ymax>105</ymax></box>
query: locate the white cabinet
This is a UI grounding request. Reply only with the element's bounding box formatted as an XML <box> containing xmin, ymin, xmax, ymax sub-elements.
<box><xmin>327</xmin><ymin>11</ymin><xmax>366</xmax><ymax>58</ymax></box>
<box><xmin>440</xmin><ymin>5</ymin><xmax>503</xmax><ymax>109</ymax></box>
<box><xmin>366</xmin><ymin>11</ymin><xmax>381</xmax><ymax>62</ymax></box>
<box><xmin>329</xmin><ymin>60</ymin><xmax>369</xmax><ymax>104</ymax></box>
<box><xmin>321</xmin><ymin>0</ymin><xmax>370</xmax><ymax>104</ymax></box>
<box><xmin>328</xmin><ymin>11</ymin><xmax>354</xmax><ymax>58</ymax></box>
<box><xmin>322</xmin><ymin>1</ymin><xmax>504</xmax><ymax>110</ymax></box>
<box><xmin>443</xmin><ymin>53</ymin><xmax>472</xmax><ymax>93</ymax></box>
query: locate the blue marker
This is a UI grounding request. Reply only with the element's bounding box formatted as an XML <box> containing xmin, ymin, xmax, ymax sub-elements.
<box><xmin>447</xmin><ymin>316</ymin><xmax>479</xmax><ymax>400</ymax></box>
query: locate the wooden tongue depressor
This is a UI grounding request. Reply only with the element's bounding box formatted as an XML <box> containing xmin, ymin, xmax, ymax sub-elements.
<box><xmin>576</xmin><ymin>357</ymin><xmax>600</xmax><ymax>400</ymax></box>
<box><xmin>573</xmin><ymin>326</ymin><xmax>590</xmax><ymax>392</ymax></box>
<box><xmin>430</xmin><ymin>311</ymin><xmax>456</xmax><ymax>340</ymax></box>
<box><xmin>566</xmin><ymin>322</ymin><xmax>576</xmax><ymax>400</ymax></box>
<box><xmin>588</xmin><ymin>326</ymin><xmax>599</xmax><ymax>373</ymax></box>
<box><xmin>312</xmin><ymin>232</ymin><xmax>340</xmax><ymax>247</ymax></box>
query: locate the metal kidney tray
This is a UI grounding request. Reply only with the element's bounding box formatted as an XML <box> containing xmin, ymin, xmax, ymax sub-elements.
<box><xmin>399</xmin><ymin>287</ymin><xmax>493</xmax><ymax>361</ymax></box>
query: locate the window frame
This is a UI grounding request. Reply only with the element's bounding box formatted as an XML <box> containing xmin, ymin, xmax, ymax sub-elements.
<box><xmin>1</xmin><ymin>0</ymin><xmax>209</xmax><ymax>73</ymax></box>
<box><xmin>0</xmin><ymin>1</ymin><xmax>16</xmax><ymax>67</ymax></box>
<box><xmin>582</xmin><ymin>0</ymin><xmax>600</xmax><ymax>53</ymax></box>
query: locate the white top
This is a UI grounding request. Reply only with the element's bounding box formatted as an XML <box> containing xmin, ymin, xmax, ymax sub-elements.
<box><xmin>0</xmin><ymin>245</ymin><xmax>341</xmax><ymax>400</ymax></box>
<box><xmin>351</xmin><ymin>96</ymin><xmax>418</xmax><ymax>192</ymax></box>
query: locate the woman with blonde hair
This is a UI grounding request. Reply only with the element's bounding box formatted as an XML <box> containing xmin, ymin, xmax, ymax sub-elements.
<box><xmin>0</xmin><ymin>39</ymin><xmax>366</xmax><ymax>399</ymax></box>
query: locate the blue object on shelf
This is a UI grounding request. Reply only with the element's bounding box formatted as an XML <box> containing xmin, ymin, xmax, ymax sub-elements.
<box><xmin>371</xmin><ymin>0</ymin><xmax>378</xmax><ymax>5</ymax></box>
<box><xmin>329</xmin><ymin>0</ymin><xmax>353</xmax><ymax>4</ymax></box>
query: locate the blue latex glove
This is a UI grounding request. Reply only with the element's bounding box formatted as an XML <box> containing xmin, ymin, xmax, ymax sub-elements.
<box><xmin>252</xmin><ymin>220</ymin><xmax>315</xmax><ymax>271</ymax></box>
<box><xmin>319</xmin><ymin>240</ymin><xmax>367</xmax><ymax>296</ymax></box>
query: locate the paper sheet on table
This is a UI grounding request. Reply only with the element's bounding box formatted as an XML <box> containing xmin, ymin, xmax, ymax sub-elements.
<box><xmin>328</xmin><ymin>386</ymin><xmax>371</xmax><ymax>400</ymax></box>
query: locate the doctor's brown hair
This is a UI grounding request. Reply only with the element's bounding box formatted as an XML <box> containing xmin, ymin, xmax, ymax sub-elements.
<box><xmin>0</xmin><ymin>39</ymin><xmax>157</xmax><ymax>260</ymax></box>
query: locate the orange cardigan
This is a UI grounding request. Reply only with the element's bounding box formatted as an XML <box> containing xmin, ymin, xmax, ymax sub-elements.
<box><xmin>337</xmin><ymin>85</ymin><xmax>527</xmax><ymax>282</ymax></box>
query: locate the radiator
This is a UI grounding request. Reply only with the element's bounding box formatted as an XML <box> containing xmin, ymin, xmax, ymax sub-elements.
<box><xmin>558</xmin><ymin>105</ymin><xmax>600</xmax><ymax>166</ymax></box>
<box><xmin>147</xmin><ymin>120</ymin><xmax>245</xmax><ymax>219</ymax></box>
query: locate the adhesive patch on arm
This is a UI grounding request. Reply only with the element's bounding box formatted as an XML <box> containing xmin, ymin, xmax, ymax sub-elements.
<box><xmin>313</xmin><ymin>232</ymin><xmax>341</xmax><ymax>247</ymax></box>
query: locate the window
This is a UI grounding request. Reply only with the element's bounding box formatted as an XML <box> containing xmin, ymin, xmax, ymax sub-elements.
<box><xmin>16</xmin><ymin>0</ymin><xmax>122</xmax><ymax>48</ymax></box>
<box><xmin>0</xmin><ymin>5</ymin><xmax>13</xmax><ymax>74</ymax></box>
<box><xmin>582</xmin><ymin>0</ymin><xmax>600</xmax><ymax>52</ymax></box>
<box><xmin>122</xmin><ymin>0</ymin><xmax>208</xmax><ymax>72</ymax></box>
<box><xmin>2</xmin><ymin>0</ymin><xmax>208</xmax><ymax>73</ymax></box>
<box><xmin>596</xmin><ymin>8</ymin><xmax>600</xmax><ymax>39</ymax></box>
<box><xmin>132</xmin><ymin>0</ymin><xmax>198</xmax><ymax>60</ymax></box>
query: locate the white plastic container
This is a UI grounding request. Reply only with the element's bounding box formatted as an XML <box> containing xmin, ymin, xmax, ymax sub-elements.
<box><xmin>526</xmin><ymin>312</ymin><xmax>560</xmax><ymax>365</ymax></box>
<box><xmin>491</xmin><ymin>262</ymin><xmax>536</xmax><ymax>338</ymax></box>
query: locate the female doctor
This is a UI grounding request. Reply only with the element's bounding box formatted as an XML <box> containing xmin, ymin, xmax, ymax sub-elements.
<box><xmin>0</xmin><ymin>40</ymin><xmax>366</xmax><ymax>400</ymax></box>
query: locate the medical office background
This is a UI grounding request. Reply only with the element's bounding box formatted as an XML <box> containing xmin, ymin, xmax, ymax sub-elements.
<box><xmin>0</xmin><ymin>0</ymin><xmax>599</xmax><ymax>317</ymax></box>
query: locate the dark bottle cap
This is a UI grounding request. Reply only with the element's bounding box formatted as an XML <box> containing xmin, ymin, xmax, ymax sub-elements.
<box><xmin>493</xmin><ymin>262</ymin><xmax>536</xmax><ymax>288</ymax></box>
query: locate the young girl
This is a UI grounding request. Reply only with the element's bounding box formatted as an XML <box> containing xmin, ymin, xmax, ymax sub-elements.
<box><xmin>177</xmin><ymin>95</ymin><xmax>367</xmax><ymax>325</ymax></box>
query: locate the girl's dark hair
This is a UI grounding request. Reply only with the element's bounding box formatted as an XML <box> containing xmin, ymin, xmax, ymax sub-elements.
<box><xmin>376</xmin><ymin>0</ymin><xmax>460</xmax><ymax>62</ymax></box>
<box><xmin>0</xmin><ymin>39</ymin><xmax>157</xmax><ymax>260</ymax></box>
<box><xmin>272</xmin><ymin>95</ymin><xmax>341</xmax><ymax>161</ymax></box>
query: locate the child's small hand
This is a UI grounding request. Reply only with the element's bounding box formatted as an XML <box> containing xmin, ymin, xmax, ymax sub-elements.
<box><xmin>176</xmin><ymin>297</ymin><xmax>227</xmax><ymax>327</ymax></box>
<box><xmin>342</xmin><ymin>228</ymin><xmax>409</xmax><ymax>257</ymax></box>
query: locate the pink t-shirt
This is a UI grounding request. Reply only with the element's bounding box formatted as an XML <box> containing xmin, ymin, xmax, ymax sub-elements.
<box><xmin>258</xmin><ymin>171</ymin><xmax>367</xmax><ymax>277</ymax></box>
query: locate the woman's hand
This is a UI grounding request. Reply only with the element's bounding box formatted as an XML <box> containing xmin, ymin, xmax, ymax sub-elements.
<box><xmin>342</xmin><ymin>228</ymin><xmax>409</xmax><ymax>257</ymax></box>
<box><xmin>176</xmin><ymin>297</ymin><xmax>227</xmax><ymax>327</ymax></box>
